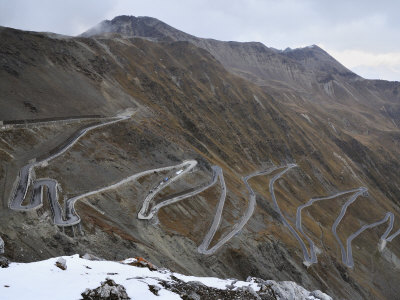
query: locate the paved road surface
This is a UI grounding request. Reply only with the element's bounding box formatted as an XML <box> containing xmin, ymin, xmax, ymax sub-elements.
<box><xmin>137</xmin><ymin>160</ymin><xmax>198</xmax><ymax>219</ymax></box>
<box><xmin>7</xmin><ymin>113</ymin><xmax>400</xmax><ymax>262</ymax></box>
<box><xmin>296</xmin><ymin>188</ymin><xmax>364</xmax><ymax>264</ymax></box>
<box><xmin>198</xmin><ymin>166</ymin><xmax>278</xmax><ymax>255</ymax></box>
<box><xmin>331</xmin><ymin>187</ymin><xmax>368</xmax><ymax>266</ymax></box>
<box><xmin>346</xmin><ymin>212</ymin><xmax>392</xmax><ymax>267</ymax></box>
<box><xmin>266</xmin><ymin>164</ymin><xmax>326</xmax><ymax>265</ymax></box>
<box><xmin>8</xmin><ymin>110</ymin><xmax>134</xmax><ymax>225</ymax></box>
<box><xmin>62</xmin><ymin>160</ymin><xmax>198</xmax><ymax>226</ymax></box>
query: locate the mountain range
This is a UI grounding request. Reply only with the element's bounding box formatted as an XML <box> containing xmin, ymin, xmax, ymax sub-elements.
<box><xmin>0</xmin><ymin>15</ymin><xmax>399</xmax><ymax>299</ymax></box>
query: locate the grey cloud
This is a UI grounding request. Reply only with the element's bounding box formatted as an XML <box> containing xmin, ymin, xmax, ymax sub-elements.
<box><xmin>0</xmin><ymin>0</ymin><xmax>114</xmax><ymax>35</ymax></box>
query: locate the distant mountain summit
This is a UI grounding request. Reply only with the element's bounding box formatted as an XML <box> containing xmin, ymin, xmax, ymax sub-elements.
<box><xmin>80</xmin><ymin>15</ymin><xmax>359</xmax><ymax>93</ymax></box>
<box><xmin>80</xmin><ymin>15</ymin><xmax>195</xmax><ymax>41</ymax></box>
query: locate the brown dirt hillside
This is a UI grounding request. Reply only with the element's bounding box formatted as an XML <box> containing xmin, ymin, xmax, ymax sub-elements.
<box><xmin>0</xmin><ymin>24</ymin><xmax>400</xmax><ymax>300</ymax></box>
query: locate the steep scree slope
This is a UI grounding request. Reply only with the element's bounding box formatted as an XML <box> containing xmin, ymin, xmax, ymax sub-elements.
<box><xmin>0</xmin><ymin>20</ymin><xmax>399</xmax><ymax>299</ymax></box>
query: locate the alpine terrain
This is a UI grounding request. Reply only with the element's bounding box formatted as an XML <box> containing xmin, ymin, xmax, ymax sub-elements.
<box><xmin>0</xmin><ymin>15</ymin><xmax>400</xmax><ymax>299</ymax></box>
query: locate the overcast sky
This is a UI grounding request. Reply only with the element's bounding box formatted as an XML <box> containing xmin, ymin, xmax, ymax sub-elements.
<box><xmin>1</xmin><ymin>0</ymin><xmax>399</xmax><ymax>81</ymax></box>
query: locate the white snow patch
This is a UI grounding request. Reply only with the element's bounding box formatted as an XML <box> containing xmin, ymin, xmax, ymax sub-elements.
<box><xmin>329</xmin><ymin>122</ymin><xmax>337</xmax><ymax>133</ymax></box>
<box><xmin>0</xmin><ymin>255</ymin><xmax>332</xmax><ymax>300</ymax></box>
<box><xmin>253</xmin><ymin>95</ymin><xmax>266</xmax><ymax>109</ymax></box>
<box><xmin>301</xmin><ymin>113</ymin><xmax>312</xmax><ymax>124</ymax></box>
<box><xmin>378</xmin><ymin>239</ymin><xmax>387</xmax><ymax>252</ymax></box>
<box><xmin>0</xmin><ymin>255</ymin><xmax>178</xmax><ymax>300</ymax></box>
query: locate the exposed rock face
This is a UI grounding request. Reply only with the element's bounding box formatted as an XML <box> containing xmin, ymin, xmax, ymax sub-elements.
<box><xmin>260</xmin><ymin>280</ymin><xmax>332</xmax><ymax>300</ymax></box>
<box><xmin>158</xmin><ymin>275</ymin><xmax>332</xmax><ymax>300</ymax></box>
<box><xmin>0</xmin><ymin>236</ymin><xmax>4</xmax><ymax>254</ymax></box>
<box><xmin>160</xmin><ymin>276</ymin><xmax>272</xmax><ymax>300</ymax></box>
<box><xmin>0</xmin><ymin>256</ymin><xmax>9</xmax><ymax>268</ymax></box>
<box><xmin>81</xmin><ymin>278</ymin><xmax>130</xmax><ymax>300</ymax></box>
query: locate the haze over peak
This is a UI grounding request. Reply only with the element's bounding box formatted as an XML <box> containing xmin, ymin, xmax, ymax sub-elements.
<box><xmin>80</xmin><ymin>15</ymin><xmax>195</xmax><ymax>42</ymax></box>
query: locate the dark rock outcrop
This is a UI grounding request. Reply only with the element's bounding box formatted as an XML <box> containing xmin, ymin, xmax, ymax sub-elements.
<box><xmin>81</xmin><ymin>278</ymin><xmax>130</xmax><ymax>300</ymax></box>
<box><xmin>0</xmin><ymin>256</ymin><xmax>9</xmax><ymax>268</ymax></box>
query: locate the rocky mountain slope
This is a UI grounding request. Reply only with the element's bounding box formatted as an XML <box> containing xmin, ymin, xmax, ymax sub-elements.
<box><xmin>0</xmin><ymin>16</ymin><xmax>399</xmax><ymax>299</ymax></box>
<box><xmin>82</xmin><ymin>16</ymin><xmax>400</xmax><ymax>126</ymax></box>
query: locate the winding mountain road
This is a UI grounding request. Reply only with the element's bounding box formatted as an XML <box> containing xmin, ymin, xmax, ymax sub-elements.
<box><xmin>263</xmin><ymin>164</ymin><xmax>398</xmax><ymax>268</ymax></box>
<box><xmin>198</xmin><ymin>166</ymin><xmax>279</xmax><ymax>255</ymax></box>
<box><xmin>296</xmin><ymin>188</ymin><xmax>365</xmax><ymax>264</ymax></box>
<box><xmin>346</xmin><ymin>212</ymin><xmax>392</xmax><ymax>267</ymax></box>
<box><xmin>64</xmin><ymin>159</ymin><xmax>198</xmax><ymax>225</ymax></box>
<box><xmin>136</xmin><ymin>163</ymin><xmax>281</xmax><ymax>255</ymax></box>
<box><xmin>137</xmin><ymin>160</ymin><xmax>198</xmax><ymax>219</ymax></box>
<box><xmin>292</xmin><ymin>182</ymin><xmax>399</xmax><ymax>267</ymax></box>
<box><xmin>8</xmin><ymin>110</ymin><xmax>135</xmax><ymax>225</ymax></box>
<box><xmin>331</xmin><ymin>187</ymin><xmax>368</xmax><ymax>266</ymax></box>
<box><xmin>6</xmin><ymin>112</ymin><xmax>400</xmax><ymax>264</ymax></box>
<box><xmin>267</xmin><ymin>164</ymin><xmax>327</xmax><ymax>265</ymax></box>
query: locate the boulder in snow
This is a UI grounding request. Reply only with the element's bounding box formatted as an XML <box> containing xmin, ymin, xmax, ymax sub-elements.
<box><xmin>81</xmin><ymin>278</ymin><xmax>130</xmax><ymax>300</ymax></box>
<box><xmin>122</xmin><ymin>257</ymin><xmax>157</xmax><ymax>271</ymax></box>
<box><xmin>0</xmin><ymin>256</ymin><xmax>9</xmax><ymax>268</ymax></box>
<box><xmin>55</xmin><ymin>257</ymin><xmax>67</xmax><ymax>270</ymax></box>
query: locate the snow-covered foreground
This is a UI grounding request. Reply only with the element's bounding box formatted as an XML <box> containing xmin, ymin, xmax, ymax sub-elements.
<box><xmin>0</xmin><ymin>254</ymin><xmax>332</xmax><ymax>300</ymax></box>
